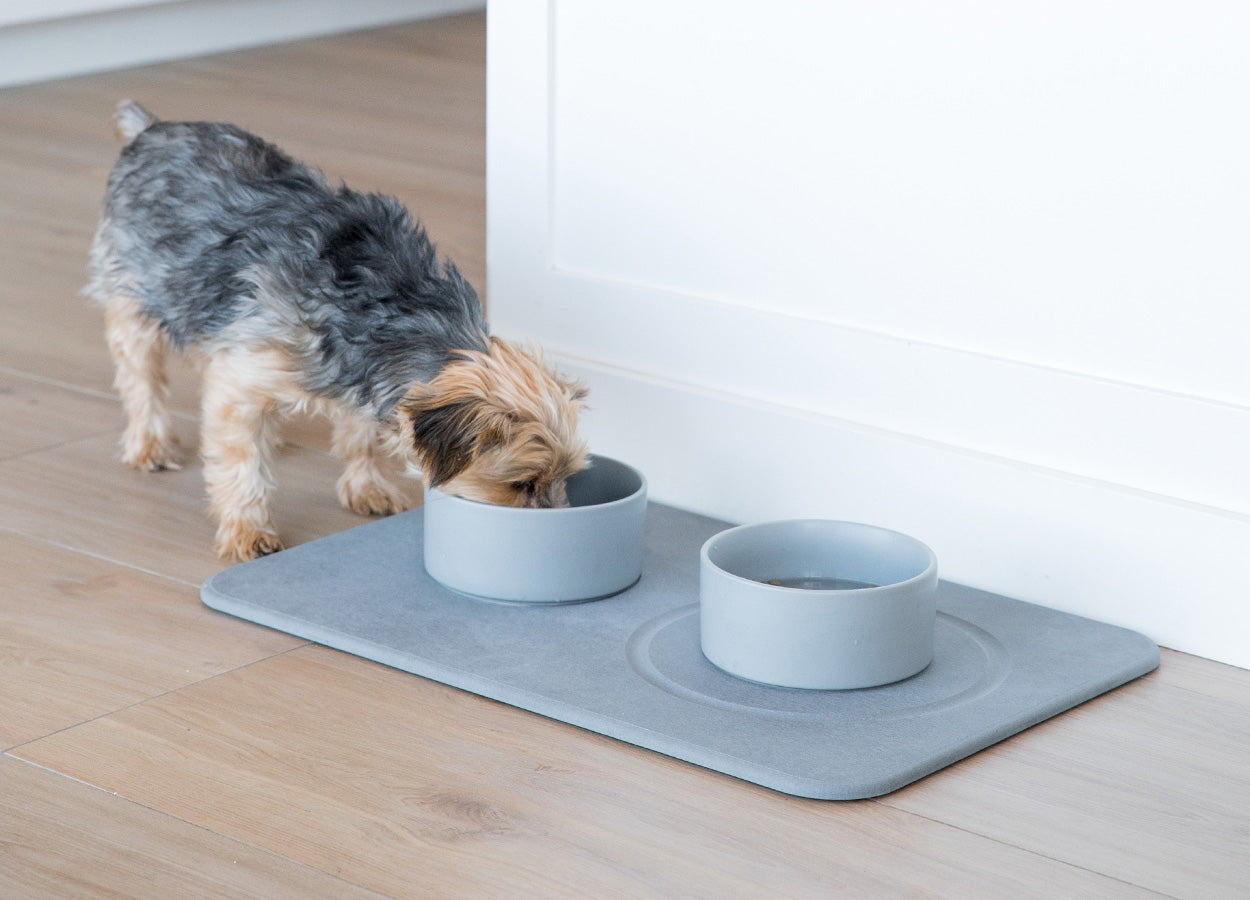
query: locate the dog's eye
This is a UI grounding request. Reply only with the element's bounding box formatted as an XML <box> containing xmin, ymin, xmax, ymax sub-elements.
<box><xmin>511</xmin><ymin>480</ymin><xmax>537</xmax><ymax>495</ymax></box>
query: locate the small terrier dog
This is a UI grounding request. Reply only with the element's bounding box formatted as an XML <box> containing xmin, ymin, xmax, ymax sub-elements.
<box><xmin>86</xmin><ymin>101</ymin><xmax>588</xmax><ymax>561</ymax></box>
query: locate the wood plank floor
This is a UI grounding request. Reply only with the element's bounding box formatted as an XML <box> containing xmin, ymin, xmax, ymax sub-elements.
<box><xmin>2</xmin><ymin>12</ymin><xmax>1248</xmax><ymax>898</ymax></box>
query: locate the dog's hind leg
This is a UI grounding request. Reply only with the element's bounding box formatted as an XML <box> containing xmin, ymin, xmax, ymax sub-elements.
<box><xmin>331</xmin><ymin>406</ymin><xmax>409</xmax><ymax>516</ymax></box>
<box><xmin>103</xmin><ymin>294</ymin><xmax>182</xmax><ymax>471</ymax></box>
<box><xmin>200</xmin><ymin>348</ymin><xmax>288</xmax><ymax>560</ymax></box>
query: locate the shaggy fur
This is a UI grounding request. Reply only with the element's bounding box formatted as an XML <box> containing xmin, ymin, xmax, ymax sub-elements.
<box><xmin>86</xmin><ymin>101</ymin><xmax>588</xmax><ymax>560</ymax></box>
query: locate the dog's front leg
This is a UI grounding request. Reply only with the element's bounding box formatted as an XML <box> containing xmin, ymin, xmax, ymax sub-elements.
<box><xmin>332</xmin><ymin>406</ymin><xmax>409</xmax><ymax>516</ymax></box>
<box><xmin>200</xmin><ymin>349</ymin><xmax>285</xmax><ymax>560</ymax></box>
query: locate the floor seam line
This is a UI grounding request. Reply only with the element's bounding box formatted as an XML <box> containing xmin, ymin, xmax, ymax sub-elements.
<box><xmin>0</xmin><ymin>525</ymin><xmax>202</xmax><ymax>587</ymax></box>
<box><xmin>1</xmin><ymin>751</ymin><xmax>396</xmax><ymax>900</ymax></box>
<box><xmin>872</xmin><ymin>799</ymin><xmax>1178</xmax><ymax>897</ymax></box>
<box><xmin>5</xmin><ymin>643</ymin><xmax>311</xmax><ymax>757</ymax></box>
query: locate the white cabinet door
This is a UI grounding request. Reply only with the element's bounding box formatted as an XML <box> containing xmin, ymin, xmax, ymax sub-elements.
<box><xmin>487</xmin><ymin>0</ymin><xmax>1250</xmax><ymax>667</ymax></box>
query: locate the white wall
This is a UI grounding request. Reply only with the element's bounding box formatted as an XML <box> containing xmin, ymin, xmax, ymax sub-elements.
<box><xmin>0</xmin><ymin>0</ymin><xmax>484</xmax><ymax>89</ymax></box>
<box><xmin>487</xmin><ymin>0</ymin><xmax>1250</xmax><ymax>668</ymax></box>
<box><xmin>0</xmin><ymin>0</ymin><xmax>172</xmax><ymax>29</ymax></box>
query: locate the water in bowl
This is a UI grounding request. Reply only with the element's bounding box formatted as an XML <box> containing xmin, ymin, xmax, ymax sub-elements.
<box><xmin>762</xmin><ymin>576</ymin><xmax>878</xmax><ymax>590</ymax></box>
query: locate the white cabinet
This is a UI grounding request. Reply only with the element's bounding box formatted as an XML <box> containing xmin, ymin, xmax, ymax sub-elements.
<box><xmin>487</xmin><ymin>0</ymin><xmax>1250</xmax><ymax>667</ymax></box>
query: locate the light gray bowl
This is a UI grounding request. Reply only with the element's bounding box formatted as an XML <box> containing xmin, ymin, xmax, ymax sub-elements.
<box><xmin>423</xmin><ymin>455</ymin><xmax>647</xmax><ymax>604</ymax></box>
<box><xmin>700</xmin><ymin>520</ymin><xmax>938</xmax><ymax>690</ymax></box>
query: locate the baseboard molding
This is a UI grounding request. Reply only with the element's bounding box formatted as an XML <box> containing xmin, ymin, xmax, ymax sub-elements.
<box><xmin>0</xmin><ymin>0</ymin><xmax>484</xmax><ymax>89</ymax></box>
<box><xmin>547</xmin><ymin>355</ymin><xmax>1250</xmax><ymax>670</ymax></box>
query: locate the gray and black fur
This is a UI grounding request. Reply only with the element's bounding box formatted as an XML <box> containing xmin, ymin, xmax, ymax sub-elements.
<box><xmin>87</xmin><ymin>101</ymin><xmax>488</xmax><ymax>416</ymax></box>
<box><xmin>86</xmin><ymin>101</ymin><xmax>589</xmax><ymax>561</ymax></box>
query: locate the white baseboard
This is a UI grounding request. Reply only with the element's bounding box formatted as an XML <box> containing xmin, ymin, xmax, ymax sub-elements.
<box><xmin>556</xmin><ymin>356</ymin><xmax>1250</xmax><ymax>670</ymax></box>
<box><xmin>0</xmin><ymin>0</ymin><xmax>484</xmax><ymax>89</ymax></box>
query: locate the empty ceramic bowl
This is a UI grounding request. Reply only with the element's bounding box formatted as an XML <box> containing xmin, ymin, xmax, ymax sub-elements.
<box><xmin>699</xmin><ymin>519</ymin><xmax>938</xmax><ymax>689</ymax></box>
<box><xmin>423</xmin><ymin>454</ymin><xmax>647</xmax><ymax>604</ymax></box>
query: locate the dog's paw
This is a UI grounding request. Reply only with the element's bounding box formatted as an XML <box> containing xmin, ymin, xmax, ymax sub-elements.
<box><xmin>213</xmin><ymin>523</ymin><xmax>284</xmax><ymax>561</ymax></box>
<box><xmin>339</xmin><ymin>476</ymin><xmax>408</xmax><ymax>517</ymax></box>
<box><xmin>121</xmin><ymin>432</ymin><xmax>183</xmax><ymax>472</ymax></box>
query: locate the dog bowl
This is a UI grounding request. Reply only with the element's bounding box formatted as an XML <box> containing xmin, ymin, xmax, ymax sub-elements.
<box><xmin>423</xmin><ymin>454</ymin><xmax>647</xmax><ymax>604</ymax></box>
<box><xmin>700</xmin><ymin>520</ymin><xmax>938</xmax><ymax>690</ymax></box>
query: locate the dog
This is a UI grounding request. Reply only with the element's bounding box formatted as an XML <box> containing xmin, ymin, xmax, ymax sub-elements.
<box><xmin>85</xmin><ymin>101</ymin><xmax>588</xmax><ymax>561</ymax></box>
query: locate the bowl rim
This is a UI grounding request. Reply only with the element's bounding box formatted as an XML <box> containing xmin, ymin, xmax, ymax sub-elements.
<box><xmin>700</xmin><ymin>518</ymin><xmax>938</xmax><ymax>596</ymax></box>
<box><xmin>424</xmin><ymin>453</ymin><xmax>647</xmax><ymax>517</ymax></box>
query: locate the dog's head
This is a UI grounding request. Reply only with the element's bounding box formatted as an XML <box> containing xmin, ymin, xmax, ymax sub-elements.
<box><xmin>395</xmin><ymin>337</ymin><xmax>589</xmax><ymax>508</ymax></box>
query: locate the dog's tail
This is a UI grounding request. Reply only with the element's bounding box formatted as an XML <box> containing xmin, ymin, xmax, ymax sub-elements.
<box><xmin>113</xmin><ymin>100</ymin><xmax>155</xmax><ymax>144</ymax></box>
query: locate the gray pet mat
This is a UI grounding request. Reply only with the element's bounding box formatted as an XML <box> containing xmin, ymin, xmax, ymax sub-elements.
<box><xmin>202</xmin><ymin>502</ymin><xmax>1159</xmax><ymax>800</ymax></box>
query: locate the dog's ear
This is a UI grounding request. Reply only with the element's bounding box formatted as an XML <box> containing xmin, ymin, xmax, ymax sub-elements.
<box><xmin>396</xmin><ymin>395</ymin><xmax>483</xmax><ymax>488</ymax></box>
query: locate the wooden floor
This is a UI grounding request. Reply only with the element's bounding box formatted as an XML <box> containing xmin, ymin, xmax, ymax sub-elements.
<box><xmin>1</xmin><ymin>12</ymin><xmax>1248</xmax><ymax>898</ymax></box>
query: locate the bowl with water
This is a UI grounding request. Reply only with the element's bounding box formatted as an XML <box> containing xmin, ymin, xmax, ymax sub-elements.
<box><xmin>699</xmin><ymin>519</ymin><xmax>938</xmax><ymax>689</ymax></box>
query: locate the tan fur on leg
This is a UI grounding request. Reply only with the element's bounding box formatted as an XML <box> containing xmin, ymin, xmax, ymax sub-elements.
<box><xmin>331</xmin><ymin>406</ymin><xmax>408</xmax><ymax>516</ymax></box>
<box><xmin>103</xmin><ymin>294</ymin><xmax>182</xmax><ymax>470</ymax></box>
<box><xmin>200</xmin><ymin>348</ymin><xmax>294</xmax><ymax>560</ymax></box>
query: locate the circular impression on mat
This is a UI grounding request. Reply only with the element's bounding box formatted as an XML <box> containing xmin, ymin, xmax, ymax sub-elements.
<box><xmin>423</xmin><ymin>454</ymin><xmax>647</xmax><ymax>604</ymax></box>
<box><xmin>700</xmin><ymin>520</ymin><xmax>938</xmax><ymax>689</ymax></box>
<box><xmin>627</xmin><ymin>604</ymin><xmax>1010</xmax><ymax>721</ymax></box>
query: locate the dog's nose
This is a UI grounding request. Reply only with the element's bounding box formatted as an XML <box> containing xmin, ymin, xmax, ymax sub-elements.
<box><xmin>521</xmin><ymin>487</ymin><xmax>547</xmax><ymax>509</ymax></box>
<box><xmin>545</xmin><ymin>481</ymin><xmax>570</xmax><ymax>509</ymax></box>
<box><xmin>526</xmin><ymin>482</ymin><xmax>569</xmax><ymax>509</ymax></box>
